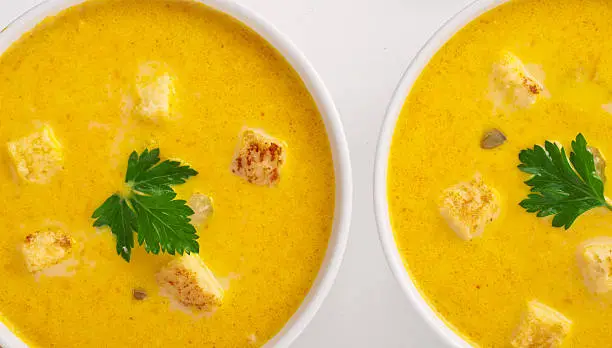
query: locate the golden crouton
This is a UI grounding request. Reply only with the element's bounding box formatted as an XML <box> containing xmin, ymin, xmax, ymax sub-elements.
<box><xmin>188</xmin><ymin>193</ymin><xmax>214</xmax><ymax>227</ymax></box>
<box><xmin>490</xmin><ymin>52</ymin><xmax>545</xmax><ymax>111</ymax></box>
<box><xmin>7</xmin><ymin>125</ymin><xmax>63</xmax><ymax>184</ymax></box>
<box><xmin>134</xmin><ymin>62</ymin><xmax>176</xmax><ymax>121</ymax></box>
<box><xmin>156</xmin><ymin>254</ymin><xmax>224</xmax><ymax>311</ymax></box>
<box><xmin>22</xmin><ymin>230</ymin><xmax>73</xmax><ymax>273</ymax></box>
<box><xmin>511</xmin><ymin>300</ymin><xmax>572</xmax><ymax>348</ymax></box>
<box><xmin>577</xmin><ymin>237</ymin><xmax>612</xmax><ymax>294</ymax></box>
<box><xmin>439</xmin><ymin>175</ymin><xmax>501</xmax><ymax>240</ymax></box>
<box><xmin>230</xmin><ymin>128</ymin><xmax>286</xmax><ymax>186</ymax></box>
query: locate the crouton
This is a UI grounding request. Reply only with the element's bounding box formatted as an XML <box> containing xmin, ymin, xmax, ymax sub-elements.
<box><xmin>490</xmin><ymin>52</ymin><xmax>545</xmax><ymax>110</ymax></box>
<box><xmin>587</xmin><ymin>146</ymin><xmax>606</xmax><ymax>183</ymax></box>
<box><xmin>156</xmin><ymin>254</ymin><xmax>224</xmax><ymax>311</ymax></box>
<box><xmin>134</xmin><ymin>62</ymin><xmax>176</xmax><ymax>121</ymax></box>
<box><xmin>439</xmin><ymin>175</ymin><xmax>501</xmax><ymax>240</ymax></box>
<box><xmin>230</xmin><ymin>128</ymin><xmax>285</xmax><ymax>186</ymax></box>
<box><xmin>603</xmin><ymin>103</ymin><xmax>612</xmax><ymax>116</ymax></box>
<box><xmin>188</xmin><ymin>193</ymin><xmax>214</xmax><ymax>227</ymax></box>
<box><xmin>7</xmin><ymin>125</ymin><xmax>63</xmax><ymax>184</ymax></box>
<box><xmin>22</xmin><ymin>230</ymin><xmax>73</xmax><ymax>273</ymax></box>
<box><xmin>511</xmin><ymin>300</ymin><xmax>572</xmax><ymax>348</ymax></box>
<box><xmin>577</xmin><ymin>237</ymin><xmax>612</xmax><ymax>294</ymax></box>
<box><xmin>247</xmin><ymin>333</ymin><xmax>258</xmax><ymax>344</ymax></box>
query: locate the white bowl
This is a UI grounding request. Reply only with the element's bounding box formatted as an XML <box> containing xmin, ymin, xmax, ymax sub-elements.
<box><xmin>0</xmin><ymin>1</ymin><xmax>352</xmax><ymax>347</ymax></box>
<box><xmin>374</xmin><ymin>0</ymin><xmax>508</xmax><ymax>347</ymax></box>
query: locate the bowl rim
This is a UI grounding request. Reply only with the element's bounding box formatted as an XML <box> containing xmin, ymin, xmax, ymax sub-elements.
<box><xmin>373</xmin><ymin>0</ymin><xmax>509</xmax><ymax>347</ymax></box>
<box><xmin>0</xmin><ymin>1</ymin><xmax>352</xmax><ymax>347</ymax></box>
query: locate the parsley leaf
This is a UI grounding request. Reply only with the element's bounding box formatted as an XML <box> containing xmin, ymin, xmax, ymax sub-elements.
<box><xmin>518</xmin><ymin>134</ymin><xmax>611</xmax><ymax>229</ymax></box>
<box><xmin>126</xmin><ymin>149</ymin><xmax>198</xmax><ymax>194</ymax></box>
<box><xmin>92</xmin><ymin>194</ymin><xmax>136</xmax><ymax>259</ymax></box>
<box><xmin>92</xmin><ymin>149</ymin><xmax>199</xmax><ymax>262</ymax></box>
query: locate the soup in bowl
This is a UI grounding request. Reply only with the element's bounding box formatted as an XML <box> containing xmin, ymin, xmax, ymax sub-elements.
<box><xmin>0</xmin><ymin>0</ymin><xmax>351</xmax><ymax>347</ymax></box>
<box><xmin>376</xmin><ymin>0</ymin><xmax>612</xmax><ymax>346</ymax></box>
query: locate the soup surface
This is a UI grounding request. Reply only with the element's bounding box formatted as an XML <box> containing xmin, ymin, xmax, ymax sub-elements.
<box><xmin>0</xmin><ymin>0</ymin><xmax>335</xmax><ymax>347</ymax></box>
<box><xmin>388</xmin><ymin>0</ymin><xmax>612</xmax><ymax>346</ymax></box>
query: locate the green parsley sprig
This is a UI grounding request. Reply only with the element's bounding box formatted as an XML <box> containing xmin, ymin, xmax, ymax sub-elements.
<box><xmin>92</xmin><ymin>149</ymin><xmax>199</xmax><ymax>262</ymax></box>
<box><xmin>518</xmin><ymin>134</ymin><xmax>612</xmax><ymax>229</ymax></box>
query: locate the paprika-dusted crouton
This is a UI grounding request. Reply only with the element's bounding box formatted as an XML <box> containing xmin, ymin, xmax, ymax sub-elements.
<box><xmin>490</xmin><ymin>51</ymin><xmax>545</xmax><ymax>110</ymax></box>
<box><xmin>230</xmin><ymin>128</ymin><xmax>285</xmax><ymax>186</ymax></box>
<box><xmin>134</xmin><ymin>62</ymin><xmax>176</xmax><ymax>121</ymax></box>
<box><xmin>7</xmin><ymin>125</ymin><xmax>63</xmax><ymax>184</ymax></box>
<box><xmin>188</xmin><ymin>193</ymin><xmax>214</xmax><ymax>227</ymax></box>
<box><xmin>577</xmin><ymin>237</ymin><xmax>612</xmax><ymax>294</ymax></box>
<box><xmin>22</xmin><ymin>230</ymin><xmax>73</xmax><ymax>273</ymax></box>
<box><xmin>156</xmin><ymin>254</ymin><xmax>224</xmax><ymax>311</ymax></box>
<box><xmin>439</xmin><ymin>175</ymin><xmax>501</xmax><ymax>240</ymax></box>
<box><xmin>511</xmin><ymin>300</ymin><xmax>572</xmax><ymax>348</ymax></box>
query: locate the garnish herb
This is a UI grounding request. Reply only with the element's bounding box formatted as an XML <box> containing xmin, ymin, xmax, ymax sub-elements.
<box><xmin>92</xmin><ymin>149</ymin><xmax>199</xmax><ymax>262</ymax></box>
<box><xmin>518</xmin><ymin>134</ymin><xmax>612</xmax><ymax>229</ymax></box>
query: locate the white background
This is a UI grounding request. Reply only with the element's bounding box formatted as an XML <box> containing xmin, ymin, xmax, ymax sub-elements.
<box><xmin>0</xmin><ymin>0</ymin><xmax>472</xmax><ymax>346</ymax></box>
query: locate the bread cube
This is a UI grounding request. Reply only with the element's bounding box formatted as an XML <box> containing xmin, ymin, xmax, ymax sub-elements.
<box><xmin>156</xmin><ymin>254</ymin><xmax>224</xmax><ymax>311</ymax></box>
<box><xmin>230</xmin><ymin>128</ymin><xmax>286</xmax><ymax>186</ymax></box>
<box><xmin>188</xmin><ymin>193</ymin><xmax>214</xmax><ymax>227</ymax></box>
<box><xmin>577</xmin><ymin>237</ymin><xmax>612</xmax><ymax>294</ymax></box>
<box><xmin>22</xmin><ymin>230</ymin><xmax>73</xmax><ymax>273</ymax></box>
<box><xmin>134</xmin><ymin>62</ymin><xmax>176</xmax><ymax>121</ymax></box>
<box><xmin>7</xmin><ymin>125</ymin><xmax>64</xmax><ymax>184</ymax></box>
<box><xmin>511</xmin><ymin>300</ymin><xmax>572</xmax><ymax>348</ymax></box>
<box><xmin>439</xmin><ymin>175</ymin><xmax>501</xmax><ymax>240</ymax></box>
<box><xmin>490</xmin><ymin>52</ymin><xmax>545</xmax><ymax>110</ymax></box>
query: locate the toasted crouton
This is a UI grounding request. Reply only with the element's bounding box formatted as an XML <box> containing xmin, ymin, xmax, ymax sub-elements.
<box><xmin>230</xmin><ymin>128</ymin><xmax>285</xmax><ymax>186</ymax></box>
<box><xmin>22</xmin><ymin>230</ymin><xmax>73</xmax><ymax>273</ymax></box>
<box><xmin>134</xmin><ymin>62</ymin><xmax>176</xmax><ymax>121</ymax></box>
<box><xmin>577</xmin><ymin>237</ymin><xmax>612</xmax><ymax>294</ymax></box>
<box><xmin>188</xmin><ymin>193</ymin><xmax>214</xmax><ymax>227</ymax></box>
<box><xmin>7</xmin><ymin>125</ymin><xmax>63</xmax><ymax>184</ymax></box>
<box><xmin>511</xmin><ymin>300</ymin><xmax>572</xmax><ymax>348</ymax></box>
<box><xmin>603</xmin><ymin>103</ymin><xmax>612</xmax><ymax>116</ymax></box>
<box><xmin>490</xmin><ymin>52</ymin><xmax>545</xmax><ymax>111</ymax></box>
<box><xmin>439</xmin><ymin>175</ymin><xmax>501</xmax><ymax>240</ymax></box>
<box><xmin>156</xmin><ymin>254</ymin><xmax>224</xmax><ymax>311</ymax></box>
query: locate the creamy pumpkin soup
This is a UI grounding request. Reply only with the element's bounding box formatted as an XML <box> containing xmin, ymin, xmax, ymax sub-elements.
<box><xmin>388</xmin><ymin>0</ymin><xmax>612</xmax><ymax>346</ymax></box>
<box><xmin>0</xmin><ymin>0</ymin><xmax>335</xmax><ymax>346</ymax></box>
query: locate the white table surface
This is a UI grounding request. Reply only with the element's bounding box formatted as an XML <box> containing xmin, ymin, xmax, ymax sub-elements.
<box><xmin>0</xmin><ymin>0</ymin><xmax>473</xmax><ymax>346</ymax></box>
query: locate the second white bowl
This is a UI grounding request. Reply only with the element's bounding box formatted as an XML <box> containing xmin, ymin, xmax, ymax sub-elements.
<box><xmin>374</xmin><ymin>0</ymin><xmax>509</xmax><ymax>347</ymax></box>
